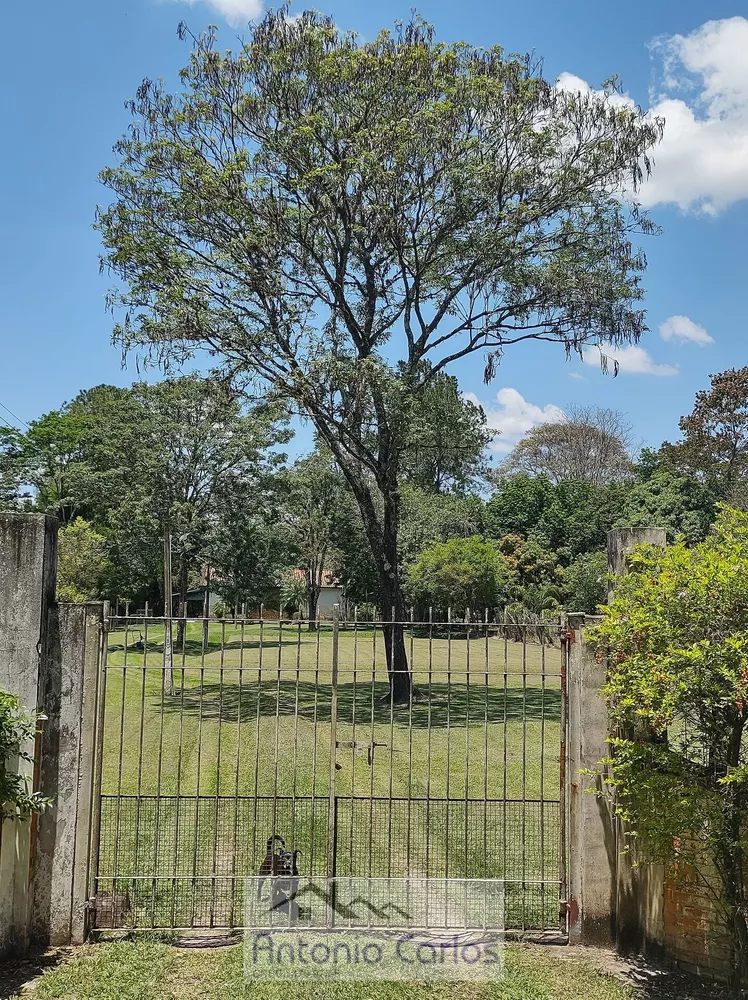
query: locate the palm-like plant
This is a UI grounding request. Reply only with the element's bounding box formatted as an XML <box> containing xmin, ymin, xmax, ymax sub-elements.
<box><xmin>280</xmin><ymin>573</ymin><xmax>308</xmax><ymax>618</ymax></box>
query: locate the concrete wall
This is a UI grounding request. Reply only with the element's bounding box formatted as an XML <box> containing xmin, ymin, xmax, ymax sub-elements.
<box><xmin>0</xmin><ymin>513</ymin><xmax>100</xmax><ymax>954</ymax></box>
<box><xmin>0</xmin><ymin>513</ymin><xmax>57</xmax><ymax>957</ymax></box>
<box><xmin>317</xmin><ymin>587</ymin><xmax>343</xmax><ymax>618</ymax></box>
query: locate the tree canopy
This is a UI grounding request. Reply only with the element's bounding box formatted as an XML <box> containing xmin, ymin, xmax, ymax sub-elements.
<box><xmin>500</xmin><ymin>406</ymin><xmax>634</xmax><ymax>485</ymax></box>
<box><xmin>663</xmin><ymin>366</ymin><xmax>748</xmax><ymax>500</ymax></box>
<box><xmin>405</xmin><ymin>535</ymin><xmax>510</xmax><ymax>616</ymax></box>
<box><xmin>97</xmin><ymin>8</ymin><xmax>662</xmax><ymax>697</ymax></box>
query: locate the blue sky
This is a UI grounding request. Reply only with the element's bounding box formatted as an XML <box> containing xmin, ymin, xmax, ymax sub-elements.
<box><xmin>1</xmin><ymin>0</ymin><xmax>747</xmax><ymax>464</ymax></box>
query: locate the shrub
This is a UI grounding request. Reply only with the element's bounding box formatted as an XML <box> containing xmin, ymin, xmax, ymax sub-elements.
<box><xmin>0</xmin><ymin>691</ymin><xmax>50</xmax><ymax>819</ymax></box>
<box><xmin>588</xmin><ymin>507</ymin><xmax>748</xmax><ymax>996</ymax></box>
<box><xmin>405</xmin><ymin>536</ymin><xmax>510</xmax><ymax>616</ymax></box>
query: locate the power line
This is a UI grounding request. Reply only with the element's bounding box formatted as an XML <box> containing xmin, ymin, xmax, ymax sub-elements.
<box><xmin>0</xmin><ymin>400</ymin><xmax>29</xmax><ymax>430</ymax></box>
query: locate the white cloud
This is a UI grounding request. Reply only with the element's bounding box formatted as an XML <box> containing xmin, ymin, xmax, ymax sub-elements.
<box><xmin>582</xmin><ymin>343</ymin><xmax>678</xmax><ymax>377</ymax></box>
<box><xmin>568</xmin><ymin>372</ymin><xmax>587</xmax><ymax>381</ymax></box>
<box><xmin>659</xmin><ymin>314</ymin><xmax>713</xmax><ymax>345</ymax></box>
<box><xmin>559</xmin><ymin>17</ymin><xmax>748</xmax><ymax>214</ymax></box>
<box><xmin>464</xmin><ymin>387</ymin><xmax>565</xmax><ymax>453</ymax></box>
<box><xmin>172</xmin><ymin>0</ymin><xmax>262</xmax><ymax>27</ymax></box>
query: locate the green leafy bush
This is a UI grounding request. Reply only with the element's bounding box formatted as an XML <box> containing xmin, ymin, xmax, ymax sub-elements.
<box><xmin>588</xmin><ymin>506</ymin><xmax>748</xmax><ymax>995</ymax></box>
<box><xmin>405</xmin><ymin>536</ymin><xmax>510</xmax><ymax>616</ymax></box>
<box><xmin>563</xmin><ymin>550</ymin><xmax>608</xmax><ymax>614</ymax></box>
<box><xmin>0</xmin><ymin>691</ymin><xmax>49</xmax><ymax>819</ymax></box>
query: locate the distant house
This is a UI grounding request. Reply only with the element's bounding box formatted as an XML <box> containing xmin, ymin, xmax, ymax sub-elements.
<box><xmin>292</xmin><ymin>568</ymin><xmax>344</xmax><ymax>618</ymax></box>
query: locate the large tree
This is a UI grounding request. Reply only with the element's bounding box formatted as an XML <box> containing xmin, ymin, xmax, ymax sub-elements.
<box><xmin>8</xmin><ymin>379</ymin><xmax>288</xmax><ymax>614</ymax></box>
<box><xmin>500</xmin><ymin>405</ymin><xmax>635</xmax><ymax>485</ymax></box>
<box><xmin>663</xmin><ymin>367</ymin><xmax>748</xmax><ymax>499</ymax></box>
<box><xmin>98</xmin><ymin>10</ymin><xmax>662</xmax><ymax>699</ymax></box>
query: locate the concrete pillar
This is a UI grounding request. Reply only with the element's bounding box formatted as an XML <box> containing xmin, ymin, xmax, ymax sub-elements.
<box><xmin>567</xmin><ymin>611</ymin><xmax>616</xmax><ymax>945</ymax></box>
<box><xmin>607</xmin><ymin>527</ymin><xmax>667</xmax><ymax>957</ymax></box>
<box><xmin>607</xmin><ymin>527</ymin><xmax>667</xmax><ymax>603</ymax></box>
<box><xmin>32</xmin><ymin>603</ymin><xmax>104</xmax><ymax>945</ymax></box>
<box><xmin>0</xmin><ymin>513</ymin><xmax>58</xmax><ymax>957</ymax></box>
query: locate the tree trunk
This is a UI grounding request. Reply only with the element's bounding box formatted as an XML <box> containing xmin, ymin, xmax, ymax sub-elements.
<box><xmin>311</xmin><ymin>419</ymin><xmax>411</xmax><ymax>699</ymax></box>
<box><xmin>379</xmin><ymin>495</ymin><xmax>411</xmax><ymax>704</ymax></box>
<box><xmin>716</xmin><ymin>724</ymin><xmax>748</xmax><ymax>999</ymax></box>
<box><xmin>307</xmin><ymin>576</ymin><xmax>318</xmax><ymax>632</ymax></box>
<box><xmin>176</xmin><ymin>559</ymin><xmax>188</xmax><ymax>652</ymax></box>
<box><xmin>718</xmin><ymin>828</ymin><xmax>748</xmax><ymax>998</ymax></box>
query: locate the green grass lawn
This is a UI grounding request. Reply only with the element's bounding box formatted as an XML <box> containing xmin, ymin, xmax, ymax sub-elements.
<box><xmin>7</xmin><ymin>938</ymin><xmax>635</xmax><ymax>1000</ymax></box>
<box><xmin>94</xmin><ymin>622</ymin><xmax>564</xmax><ymax>930</ymax></box>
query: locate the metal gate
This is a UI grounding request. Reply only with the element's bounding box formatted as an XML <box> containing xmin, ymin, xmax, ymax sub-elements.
<box><xmin>89</xmin><ymin>610</ymin><xmax>568</xmax><ymax>934</ymax></box>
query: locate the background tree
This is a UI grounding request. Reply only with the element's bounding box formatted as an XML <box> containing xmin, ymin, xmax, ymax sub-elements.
<box><xmin>279</xmin><ymin>452</ymin><xmax>346</xmax><ymax>628</ymax></box>
<box><xmin>129</xmin><ymin>377</ymin><xmax>288</xmax><ymax>640</ymax></box>
<box><xmin>401</xmin><ymin>373</ymin><xmax>493</xmax><ymax>492</ymax></box>
<box><xmin>12</xmin><ymin>385</ymin><xmax>149</xmax><ymax>527</ymax></box>
<box><xmin>485</xmin><ymin>475</ymin><xmax>623</xmax><ymax>564</ymax></box>
<box><xmin>399</xmin><ymin>485</ymin><xmax>484</xmax><ymax>568</ymax></box>
<box><xmin>209</xmin><ymin>507</ymin><xmax>293</xmax><ymax>613</ymax></box>
<box><xmin>562</xmin><ymin>550</ymin><xmax>607</xmax><ymax>614</ymax></box>
<box><xmin>6</xmin><ymin>379</ymin><xmax>288</xmax><ymax>615</ymax></box>
<box><xmin>588</xmin><ymin>508</ymin><xmax>748</xmax><ymax>997</ymax></box>
<box><xmin>501</xmin><ymin>406</ymin><xmax>635</xmax><ymax>485</ymax></box>
<box><xmin>0</xmin><ymin>427</ymin><xmax>28</xmax><ymax>510</ymax></box>
<box><xmin>56</xmin><ymin>518</ymin><xmax>111</xmax><ymax>603</ymax></box>
<box><xmin>484</xmin><ymin>474</ymin><xmax>555</xmax><ymax>539</ymax></box>
<box><xmin>405</xmin><ymin>535</ymin><xmax>509</xmax><ymax>618</ymax></box>
<box><xmin>98</xmin><ymin>10</ymin><xmax>661</xmax><ymax>699</ymax></box>
<box><xmin>615</xmin><ymin>454</ymin><xmax>717</xmax><ymax>544</ymax></box>
<box><xmin>663</xmin><ymin>367</ymin><xmax>748</xmax><ymax>500</ymax></box>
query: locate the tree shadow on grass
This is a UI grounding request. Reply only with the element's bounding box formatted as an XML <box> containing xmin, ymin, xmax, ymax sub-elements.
<box><xmin>0</xmin><ymin>949</ymin><xmax>65</xmax><ymax>1000</ymax></box>
<box><xmin>160</xmin><ymin>679</ymin><xmax>561</xmax><ymax>727</ymax></box>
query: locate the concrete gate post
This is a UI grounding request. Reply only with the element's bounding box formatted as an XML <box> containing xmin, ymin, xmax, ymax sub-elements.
<box><xmin>0</xmin><ymin>512</ymin><xmax>103</xmax><ymax>953</ymax></box>
<box><xmin>0</xmin><ymin>513</ymin><xmax>58</xmax><ymax>957</ymax></box>
<box><xmin>33</xmin><ymin>602</ymin><xmax>105</xmax><ymax>945</ymax></box>
<box><xmin>567</xmin><ymin>611</ymin><xmax>616</xmax><ymax>945</ymax></box>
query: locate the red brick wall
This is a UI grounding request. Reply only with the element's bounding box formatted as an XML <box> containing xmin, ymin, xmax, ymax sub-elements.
<box><xmin>663</xmin><ymin>867</ymin><xmax>732</xmax><ymax>980</ymax></box>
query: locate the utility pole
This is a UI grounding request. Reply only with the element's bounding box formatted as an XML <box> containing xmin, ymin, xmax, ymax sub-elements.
<box><xmin>163</xmin><ymin>524</ymin><xmax>174</xmax><ymax>696</ymax></box>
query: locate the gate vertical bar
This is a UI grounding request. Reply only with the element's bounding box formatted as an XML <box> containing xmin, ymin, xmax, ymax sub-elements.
<box><xmin>327</xmin><ymin>605</ymin><xmax>340</xmax><ymax>923</ymax></box>
<box><xmin>88</xmin><ymin>607</ymin><xmax>109</xmax><ymax>923</ymax></box>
